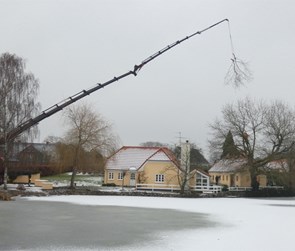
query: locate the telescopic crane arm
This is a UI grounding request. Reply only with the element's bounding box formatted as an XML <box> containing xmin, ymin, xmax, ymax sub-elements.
<box><xmin>0</xmin><ymin>19</ymin><xmax>229</xmax><ymax>144</ymax></box>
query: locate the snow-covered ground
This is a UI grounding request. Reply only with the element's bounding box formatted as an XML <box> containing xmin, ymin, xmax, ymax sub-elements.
<box><xmin>47</xmin><ymin>173</ymin><xmax>103</xmax><ymax>187</ymax></box>
<box><xmin>27</xmin><ymin>195</ymin><xmax>295</xmax><ymax>251</ymax></box>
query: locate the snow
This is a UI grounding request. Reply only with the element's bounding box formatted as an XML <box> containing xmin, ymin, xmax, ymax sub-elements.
<box><xmin>105</xmin><ymin>147</ymin><xmax>172</xmax><ymax>171</ymax></box>
<box><xmin>26</xmin><ymin>195</ymin><xmax>295</xmax><ymax>251</ymax></box>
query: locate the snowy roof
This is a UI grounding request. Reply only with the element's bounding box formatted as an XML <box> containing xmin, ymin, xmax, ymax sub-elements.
<box><xmin>191</xmin><ymin>168</ymin><xmax>210</xmax><ymax>177</ymax></box>
<box><xmin>209</xmin><ymin>158</ymin><xmax>248</xmax><ymax>173</ymax></box>
<box><xmin>105</xmin><ymin>146</ymin><xmax>177</xmax><ymax>171</ymax></box>
<box><xmin>0</xmin><ymin>142</ymin><xmax>55</xmax><ymax>160</ymax></box>
<box><xmin>30</xmin><ymin>143</ymin><xmax>55</xmax><ymax>153</ymax></box>
<box><xmin>264</xmin><ymin>159</ymin><xmax>289</xmax><ymax>171</ymax></box>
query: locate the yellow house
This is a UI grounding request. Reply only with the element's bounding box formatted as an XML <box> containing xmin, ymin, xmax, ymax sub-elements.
<box><xmin>104</xmin><ymin>146</ymin><xmax>181</xmax><ymax>189</ymax></box>
<box><xmin>209</xmin><ymin>158</ymin><xmax>267</xmax><ymax>188</ymax></box>
<box><xmin>104</xmin><ymin>145</ymin><xmax>212</xmax><ymax>192</ymax></box>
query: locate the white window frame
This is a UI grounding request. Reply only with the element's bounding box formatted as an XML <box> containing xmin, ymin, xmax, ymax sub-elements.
<box><xmin>118</xmin><ymin>172</ymin><xmax>123</xmax><ymax>180</ymax></box>
<box><xmin>196</xmin><ymin>172</ymin><xmax>209</xmax><ymax>187</ymax></box>
<box><xmin>155</xmin><ymin>174</ymin><xmax>164</xmax><ymax>183</ymax></box>
<box><xmin>108</xmin><ymin>172</ymin><xmax>114</xmax><ymax>180</ymax></box>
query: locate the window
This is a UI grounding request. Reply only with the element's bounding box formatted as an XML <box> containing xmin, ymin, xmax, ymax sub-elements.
<box><xmin>236</xmin><ymin>175</ymin><xmax>239</xmax><ymax>181</ymax></box>
<box><xmin>118</xmin><ymin>172</ymin><xmax>123</xmax><ymax>180</ymax></box>
<box><xmin>155</xmin><ymin>174</ymin><xmax>164</xmax><ymax>183</ymax></box>
<box><xmin>196</xmin><ymin>173</ymin><xmax>208</xmax><ymax>187</ymax></box>
<box><xmin>108</xmin><ymin>172</ymin><xmax>114</xmax><ymax>180</ymax></box>
<box><xmin>130</xmin><ymin>173</ymin><xmax>136</xmax><ymax>180</ymax></box>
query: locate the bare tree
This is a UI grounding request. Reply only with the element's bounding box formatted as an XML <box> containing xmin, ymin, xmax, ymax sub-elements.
<box><xmin>140</xmin><ymin>141</ymin><xmax>168</xmax><ymax>147</ymax></box>
<box><xmin>282</xmin><ymin>148</ymin><xmax>295</xmax><ymax>191</ymax></box>
<box><xmin>62</xmin><ymin>102</ymin><xmax>117</xmax><ymax>188</ymax></box>
<box><xmin>164</xmin><ymin>142</ymin><xmax>208</xmax><ymax>194</ymax></box>
<box><xmin>0</xmin><ymin>53</ymin><xmax>40</xmax><ymax>189</ymax></box>
<box><xmin>224</xmin><ymin>54</ymin><xmax>252</xmax><ymax>88</ymax></box>
<box><xmin>178</xmin><ymin>141</ymin><xmax>191</xmax><ymax>194</ymax></box>
<box><xmin>165</xmin><ymin>141</ymin><xmax>192</xmax><ymax>194</ymax></box>
<box><xmin>209</xmin><ymin>97</ymin><xmax>295</xmax><ymax>190</ymax></box>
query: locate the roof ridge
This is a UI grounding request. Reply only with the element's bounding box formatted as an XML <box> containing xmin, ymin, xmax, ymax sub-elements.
<box><xmin>122</xmin><ymin>146</ymin><xmax>163</xmax><ymax>149</ymax></box>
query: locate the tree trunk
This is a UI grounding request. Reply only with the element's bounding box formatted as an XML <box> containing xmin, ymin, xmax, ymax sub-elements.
<box><xmin>179</xmin><ymin>173</ymin><xmax>190</xmax><ymax>195</ymax></box>
<box><xmin>3</xmin><ymin>142</ymin><xmax>9</xmax><ymax>190</ymax></box>
<box><xmin>70</xmin><ymin>146</ymin><xmax>80</xmax><ymax>189</ymax></box>
<box><xmin>3</xmin><ymin>165</ymin><xmax>8</xmax><ymax>190</ymax></box>
<box><xmin>249</xmin><ymin>167</ymin><xmax>259</xmax><ymax>191</ymax></box>
<box><xmin>180</xmin><ymin>182</ymin><xmax>185</xmax><ymax>195</ymax></box>
<box><xmin>70</xmin><ymin>166</ymin><xmax>77</xmax><ymax>189</ymax></box>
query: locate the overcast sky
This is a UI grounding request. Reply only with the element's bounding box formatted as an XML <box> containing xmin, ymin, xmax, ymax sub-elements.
<box><xmin>1</xmin><ymin>0</ymin><xmax>294</xmax><ymax>157</ymax></box>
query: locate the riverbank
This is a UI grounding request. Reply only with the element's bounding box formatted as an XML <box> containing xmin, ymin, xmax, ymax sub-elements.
<box><xmin>1</xmin><ymin>184</ymin><xmax>294</xmax><ymax>201</ymax></box>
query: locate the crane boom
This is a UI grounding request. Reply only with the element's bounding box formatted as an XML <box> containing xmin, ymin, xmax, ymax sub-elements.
<box><xmin>0</xmin><ymin>19</ymin><xmax>228</xmax><ymax>144</ymax></box>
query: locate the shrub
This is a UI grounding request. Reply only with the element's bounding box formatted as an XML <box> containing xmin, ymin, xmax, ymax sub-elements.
<box><xmin>222</xmin><ymin>185</ymin><xmax>228</xmax><ymax>192</ymax></box>
<box><xmin>102</xmin><ymin>183</ymin><xmax>116</xmax><ymax>187</ymax></box>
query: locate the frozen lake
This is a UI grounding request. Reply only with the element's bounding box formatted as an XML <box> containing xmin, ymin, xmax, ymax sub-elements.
<box><xmin>0</xmin><ymin>195</ymin><xmax>294</xmax><ymax>250</ymax></box>
<box><xmin>0</xmin><ymin>199</ymin><xmax>213</xmax><ymax>250</ymax></box>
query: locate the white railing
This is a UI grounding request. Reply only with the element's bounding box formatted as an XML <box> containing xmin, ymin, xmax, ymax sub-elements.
<box><xmin>136</xmin><ymin>183</ymin><xmax>223</xmax><ymax>193</ymax></box>
<box><xmin>228</xmin><ymin>186</ymin><xmax>252</xmax><ymax>191</ymax></box>
<box><xmin>190</xmin><ymin>185</ymin><xmax>223</xmax><ymax>193</ymax></box>
<box><xmin>228</xmin><ymin>185</ymin><xmax>284</xmax><ymax>191</ymax></box>
<box><xmin>136</xmin><ymin>183</ymin><xmax>285</xmax><ymax>193</ymax></box>
<box><xmin>136</xmin><ymin>183</ymin><xmax>180</xmax><ymax>192</ymax></box>
<box><xmin>259</xmin><ymin>186</ymin><xmax>284</xmax><ymax>190</ymax></box>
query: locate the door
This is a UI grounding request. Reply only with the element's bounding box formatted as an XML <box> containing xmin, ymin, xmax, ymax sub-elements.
<box><xmin>230</xmin><ymin>174</ymin><xmax>234</xmax><ymax>187</ymax></box>
<box><xmin>129</xmin><ymin>172</ymin><xmax>136</xmax><ymax>186</ymax></box>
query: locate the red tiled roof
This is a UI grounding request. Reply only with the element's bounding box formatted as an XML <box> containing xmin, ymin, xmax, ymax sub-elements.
<box><xmin>105</xmin><ymin>146</ymin><xmax>179</xmax><ymax>171</ymax></box>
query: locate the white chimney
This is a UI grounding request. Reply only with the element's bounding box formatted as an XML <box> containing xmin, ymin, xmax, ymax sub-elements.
<box><xmin>180</xmin><ymin>140</ymin><xmax>191</xmax><ymax>169</ymax></box>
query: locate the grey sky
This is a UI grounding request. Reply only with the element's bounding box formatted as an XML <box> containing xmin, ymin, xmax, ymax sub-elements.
<box><xmin>1</xmin><ymin>0</ymin><xmax>294</xmax><ymax>157</ymax></box>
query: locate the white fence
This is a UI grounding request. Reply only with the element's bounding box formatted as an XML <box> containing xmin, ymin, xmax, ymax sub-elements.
<box><xmin>135</xmin><ymin>184</ymin><xmax>284</xmax><ymax>193</ymax></box>
<box><xmin>190</xmin><ymin>185</ymin><xmax>223</xmax><ymax>193</ymax></box>
<box><xmin>228</xmin><ymin>186</ymin><xmax>252</xmax><ymax>191</ymax></box>
<box><xmin>259</xmin><ymin>186</ymin><xmax>284</xmax><ymax>190</ymax></box>
<box><xmin>228</xmin><ymin>185</ymin><xmax>284</xmax><ymax>191</ymax></box>
<box><xmin>136</xmin><ymin>183</ymin><xmax>223</xmax><ymax>193</ymax></box>
<box><xmin>136</xmin><ymin>183</ymin><xmax>180</xmax><ymax>192</ymax></box>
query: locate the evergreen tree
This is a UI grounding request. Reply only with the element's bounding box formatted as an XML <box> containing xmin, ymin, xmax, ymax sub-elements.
<box><xmin>221</xmin><ymin>131</ymin><xmax>240</xmax><ymax>159</ymax></box>
<box><xmin>173</xmin><ymin>144</ymin><xmax>209</xmax><ymax>170</ymax></box>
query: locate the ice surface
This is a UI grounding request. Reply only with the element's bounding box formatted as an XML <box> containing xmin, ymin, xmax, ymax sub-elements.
<box><xmin>27</xmin><ymin>196</ymin><xmax>295</xmax><ymax>251</ymax></box>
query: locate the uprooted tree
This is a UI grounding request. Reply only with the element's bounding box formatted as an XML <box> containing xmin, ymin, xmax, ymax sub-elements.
<box><xmin>0</xmin><ymin>53</ymin><xmax>40</xmax><ymax>189</ymax></box>
<box><xmin>209</xmin><ymin>97</ymin><xmax>295</xmax><ymax>190</ymax></box>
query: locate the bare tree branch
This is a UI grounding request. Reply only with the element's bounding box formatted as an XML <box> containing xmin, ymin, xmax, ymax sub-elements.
<box><xmin>224</xmin><ymin>54</ymin><xmax>253</xmax><ymax>88</ymax></box>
